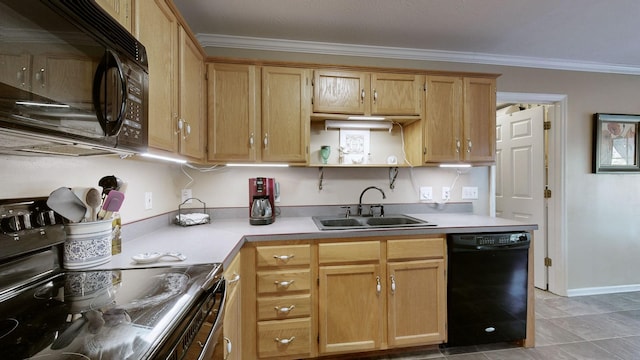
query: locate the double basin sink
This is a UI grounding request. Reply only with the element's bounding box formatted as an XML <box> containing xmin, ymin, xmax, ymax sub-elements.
<box><xmin>312</xmin><ymin>214</ymin><xmax>436</xmax><ymax>231</ymax></box>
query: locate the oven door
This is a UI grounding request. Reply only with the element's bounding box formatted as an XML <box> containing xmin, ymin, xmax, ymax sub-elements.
<box><xmin>183</xmin><ymin>278</ymin><xmax>227</xmax><ymax>360</ymax></box>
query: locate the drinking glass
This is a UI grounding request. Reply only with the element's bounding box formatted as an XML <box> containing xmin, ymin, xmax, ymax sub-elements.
<box><xmin>320</xmin><ymin>145</ymin><xmax>331</xmax><ymax>164</ymax></box>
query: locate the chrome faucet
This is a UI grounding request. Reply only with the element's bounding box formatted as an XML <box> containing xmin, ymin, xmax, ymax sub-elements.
<box><xmin>358</xmin><ymin>186</ymin><xmax>386</xmax><ymax>216</ymax></box>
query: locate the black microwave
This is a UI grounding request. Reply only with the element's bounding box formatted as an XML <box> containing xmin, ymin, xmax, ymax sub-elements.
<box><xmin>0</xmin><ymin>0</ymin><xmax>149</xmax><ymax>156</ymax></box>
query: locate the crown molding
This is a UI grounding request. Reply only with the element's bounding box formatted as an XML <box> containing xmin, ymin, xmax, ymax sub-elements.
<box><xmin>197</xmin><ymin>34</ymin><xmax>640</xmax><ymax>75</ymax></box>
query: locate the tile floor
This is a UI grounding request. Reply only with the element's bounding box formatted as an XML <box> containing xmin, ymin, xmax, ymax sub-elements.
<box><xmin>373</xmin><ymin>289</ymin><xmax>640</xmax><ymax>359</ymax></box>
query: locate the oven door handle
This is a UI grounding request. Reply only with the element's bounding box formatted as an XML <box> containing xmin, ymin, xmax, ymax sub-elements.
<box><xmin>197</xmin><ymin>278</ymin><xmax>227</xmax><ymax>360</ymax></box>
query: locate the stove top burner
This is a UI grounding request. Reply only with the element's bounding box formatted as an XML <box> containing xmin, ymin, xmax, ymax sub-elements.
<box><xmin>0</xmin><ymin>318</ymin><xmax>18</xmax><ymax>339</ymax></box>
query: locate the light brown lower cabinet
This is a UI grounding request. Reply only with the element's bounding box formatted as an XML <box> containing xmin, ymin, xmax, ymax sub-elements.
<box><xmin>243</xmin><ymin>237</ymin><xmax>446</xmax><ymax>359</ymax></box>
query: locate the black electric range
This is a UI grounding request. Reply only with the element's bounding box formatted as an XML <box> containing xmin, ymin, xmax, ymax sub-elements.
<box><xmin>0</xmin><ymin>198</ymin><xmax>224</xmax><ymax>360</ymax></box>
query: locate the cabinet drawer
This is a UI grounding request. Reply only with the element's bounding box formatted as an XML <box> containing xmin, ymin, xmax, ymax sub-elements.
<box><xmin>257</xmin><ymin>269</ymin><xmax>311</xmax><ymax>294</ymax></box>
<box><xmin>257</xmin><ymin>318</ymin><xmax>311</xmax><ymax>358</ymax></box>
<box><xmin>256</xmin><ymin>244</ymin><xmax>311</xmax><ymax>267</ymax></box>
<box><xmin>319</xmin><ymin>241</ymin><xmax>380</xmax><ymax>264</ymax></box>
<box><xmin>387</xmin><ymin>238</ymin><xmax>444</xmax><ymax>260</ymax></box>
<box><xmin>257</xmin><ymin>294</ymin><xmax>311</xmax><ymax>321</ymax></box>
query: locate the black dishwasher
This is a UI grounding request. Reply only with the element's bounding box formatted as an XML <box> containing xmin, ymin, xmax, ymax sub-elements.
<box><xmin>445</xmin><ymin>232</ymin><xmax>530</xmax><ymax>347</ymax></box>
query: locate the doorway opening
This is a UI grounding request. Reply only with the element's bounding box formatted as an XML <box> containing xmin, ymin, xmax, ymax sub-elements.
<box><xmin>494</xmin><ymin>92</ymin><xmax>568</xmax><ymax>296</ymax></box>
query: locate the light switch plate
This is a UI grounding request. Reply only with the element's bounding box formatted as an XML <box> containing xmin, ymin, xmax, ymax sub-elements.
<box><xmin>462</xmin><ymin>186</ymin><xmax>479</xmax><ymax>200</ymax></box>
<box><xmin>181</xmin><ymin>189</ymin><xmax>192</xmax><ymax>204</ymax></box>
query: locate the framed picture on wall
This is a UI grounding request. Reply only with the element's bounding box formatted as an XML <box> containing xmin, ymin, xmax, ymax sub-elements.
<box><xmin>593</xmin><ymin>113</ymin><xmax>640</xmax><ymax>173</ymax></box>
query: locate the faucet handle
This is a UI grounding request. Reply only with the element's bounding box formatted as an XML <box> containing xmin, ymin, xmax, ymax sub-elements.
<box><xmin>340</xmin><ymin>206</ymin><xmax>351</xmax><ymax>218</ymax></box>
<box><xmin>369</xmin><ymin>204</ymin><xmax>384</xmax><ymax>217</ymax></box>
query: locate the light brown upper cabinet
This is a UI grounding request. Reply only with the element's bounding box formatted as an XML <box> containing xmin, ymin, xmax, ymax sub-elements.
<box><xmin>207</xmin><ymin>63</ymin><xmax>259</xmax><ymax>162</ymax></box>
<box><xmin>177</xmin><ymin>26</ymin><xmax>205</xmax><ymax>161</ymax></box>
<box><xmin>261</xmin><ymin>66</ymin><xmax>311</xmax><ymax>163</ymax></box>
<box><xmin>312</xmin><ymin>70</ymin><xmax>423</xmax><ymax>119</ymax></box>
<box><xmin>463</xmin><ymin>77</ymin><xmax>496</xmax><ymax>163</ymax></box>
<box><xmin>405</xmin><ymin>75</ymin><xmax>496</xmax><ymax>165</ymax></box>
<box><xmin>96</xmin><ymin>0</ymin><xmax>133</xmax><ymax>31</ymax></box>
<box><xmin>136</xmin><ymin>0</ymin><xmax>205</xmax><ymax>161</ymax></box>
<box><xmin>135</xmin><ymin>0</ymin><xmax>178</xmax><ymax>153</ymax></box>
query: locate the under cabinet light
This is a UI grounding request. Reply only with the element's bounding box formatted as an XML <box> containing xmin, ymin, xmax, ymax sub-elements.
<box><xmin>346</xmin><ymin>116</ymin><xmax>387</xmax><ymax>121</ymax></box>
<box><xmin>325</xmin><ymin>120</ymin><xmax>393</xmax><ymax>132</ymax></box>
<box><xmin>439</xmin><ymin>163</ymin><xmax>472</xmax><ymax>168</ymax></box>
<box><xmin>140</xmin><ymin>153</ymin><xmax>187</xmax><ymax>164</ymax></box>
<box><xmin>226</xmin><ymin>163</ymin><xmax>289</xmax><ymax>167</ymax></box>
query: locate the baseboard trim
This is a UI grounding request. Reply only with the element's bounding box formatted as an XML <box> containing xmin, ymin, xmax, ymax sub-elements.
<box><xmin>567</xmin><ymin>284</ymin><xmax>640</xmax><ymax>297</ymax></box>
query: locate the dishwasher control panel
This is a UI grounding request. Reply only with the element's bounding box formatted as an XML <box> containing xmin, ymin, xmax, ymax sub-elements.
<box><xmin>449</xmin><ymin>232</ymin><xmax>530</xmax><ymax>247</ymax></box>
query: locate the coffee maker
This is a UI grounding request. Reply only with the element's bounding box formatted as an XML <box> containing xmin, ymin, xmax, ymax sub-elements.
<box><xmin>249</xmin><ymin>177</ymin><xmax>275</xmax><ymax>225</ymax></box>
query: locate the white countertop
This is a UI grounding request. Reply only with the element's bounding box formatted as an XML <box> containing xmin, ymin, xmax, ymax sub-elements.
<box><xmin>93</xmin><ymin>213</ymin><xmax>537</xmax><ymax>270</ymax></box>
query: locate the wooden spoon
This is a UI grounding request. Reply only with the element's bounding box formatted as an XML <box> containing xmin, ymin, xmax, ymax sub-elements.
<box><xmin>85</xmin><ymin>187</ymin><xmax>102</xmax><ymax>222</ymax></box>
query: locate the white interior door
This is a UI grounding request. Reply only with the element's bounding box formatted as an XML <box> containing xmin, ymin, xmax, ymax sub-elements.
<box><xmin>496</xmin><ymin>106</ymin><xmax>546</xmax><ymax>289</ymax></box>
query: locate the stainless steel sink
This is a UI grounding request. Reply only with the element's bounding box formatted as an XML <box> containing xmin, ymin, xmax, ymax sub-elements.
<box><xmin>312</xmin><ymin>214</ymin><xmax>435</xmax><ymax>230</ymax></box>
<box><xmin>318</xmin><ymin>218</ymin><xmax>362</xmax><ymax>227</ymax></box>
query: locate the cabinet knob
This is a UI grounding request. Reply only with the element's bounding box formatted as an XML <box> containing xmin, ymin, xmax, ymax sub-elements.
<box><xmin>467</xmin><ymin>139</ymin><xmax>472</xmax><ymax>152</ymax></box>
<box><xmin>360</xmin><ymin>89</ymin><xmax>365</xmax><ymax>103</ymax></box>
<box><xmin>390</xmin><ymin>275</ymin><xmax>396</xmax><ymax>294</ymax></box>
<box><xmin>373</xmin><ymin>89</ymin><xmax>378</xmax><ymax>104</ymax></box>
<box><xmin>249</xmin><ymin>132</ymin><xmax>254</xmax><ymax>148</ymax></box>
<box><xmin>455</xmin><ymin>139</ymin><xmax>461</xmax><ymax>153</ymax></box>
<box><xmin>35</xmin><ymin>68</ymin><xmax>45</xmax><ymax>87</ymax></box>
<box><xmin>274</xmin><ymin>304</ymin><xmax>296</xmax><ymax>314</ymax></box>
<box><xmin>228</xmin><ymin>273</ymin><xmax>240</xmax><ymax>285</ymax></box>
<box><xmin>274</xmin><ymin>336</ymin><xmax>296</xmax><ymax>345</ymax></box>
<box><xmin>263</xmin><ymin>133</ymin><xmax>269</xmax><ymax>149</ymax></box>
<box><xmin>376</xmin><ymin>276</ymin><xmax>381</xmax><ymax>294</ymax></box>
<box><xmin>274</xmin><ymin>280</ymin><xmax>295</xmax><ymax>288</ymax></box>
<box><xmin>17</xmin><ymin>67</ymin><xmax>27</xmax><ymax>86</ymax></box>
<box><xmin>273</xmin><ymin>254</ymin><xmax>295</xmax><ymax>262</ymax></box>
<box><xmin>223</xmin><ymin>337</ymin><xmax>232</xmax><ymax>360</ymax></box>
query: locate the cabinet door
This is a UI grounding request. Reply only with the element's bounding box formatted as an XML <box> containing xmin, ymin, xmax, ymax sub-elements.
<box><xmin>261</xmin><ymin>66</ymin><xmax>310</xmax><ymax>163</ymax></box>
<box><xmin>387</xmin><ymin>259</ymin><xmax>446</xmax><ymax>347</ymax></box>
<box><xmin>178</xmin><ymin>27</ymin><xmax>205</xmax><ymax>161</ymax></box>
<box><xmin>207</xmin><ymin>63</ymin><xmax>258</xmax><ymax>162</ymax></box>
<box><xmin>463</xmin><ymin>77</ymin><xmax>496</xmax><ymax>162</ymax></box>
<box><xmin>313</xmin><ymin>70</ymin><xmax>367</xmax><ymax>114</ymax></box>
<box><xmin>135</xmin><ymin>0</ymin><xmax>178</xmax><ymax>153</ymax></box>
<box><xmin>318</xmin><ymin>264</ymin><xmax>383</xmax><ymax>354</ymax></box>
<box><xmin>95</xmin><ymin>0</ymin><xmax>132</xmax><ymax>31</ymax></box>
<box><xmin>371</xmin><ymin>73</ymin><xmax>423</xmax><ymax>116</ymax></box>
<box><xmin>224</xmin><ymin>254</ymin><xmax>242</xmax><ymax>360</ymax></box>
<box><xmin>424</xmin><ymin>75</ymin><xmax>462</xmax><ymax>163</ymax></box>
<box><xmin>0</xmin><ymin>53</ymin><xmax>30</xmax><ymax>91</ymax></box>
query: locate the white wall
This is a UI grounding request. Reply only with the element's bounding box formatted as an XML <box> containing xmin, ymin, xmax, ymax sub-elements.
<box><xmin>0</xmin><ymin>154</ymin><xmax>489</xmax><ymax>222</ymax></box>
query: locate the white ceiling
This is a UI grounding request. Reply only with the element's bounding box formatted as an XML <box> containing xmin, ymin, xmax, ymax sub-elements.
<box><xmin>172</xmin><ymin>0</ymin><xmax>640</xmax><ymax>75</ymax></box>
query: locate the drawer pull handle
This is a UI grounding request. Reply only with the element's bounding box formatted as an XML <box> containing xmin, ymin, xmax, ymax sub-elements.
<box><xmin>274</xmin><ymin>280</ymin><xmax>295</xmax><ymax>288</ymax></box>
<box><xmin>275</xmin><ymin>305</ymin><xmax>296</xmax><ymax>314</ymax></box>
<box><xmin>273</xmin><ymin>254</ymin><xmax>295</xmax><ymax>262</ymax></box>
<box><xmin>223</xmin><ymin>337</ymin><xmax>232</xmax><ymax>360</ymax></box>
<box><xmin>274</xmin><ymin>336</ymin><xmax>296</xmax><ymax>345</ymax></box>
<box><xmin>376</xmin><ymin>276</ymin><xmax>381</xmax><ymax>294</ymax></box>
<box><xmin>228</xmin><ymin>273</ymin><xmax>240</xmax><ymax>284</ymax></box>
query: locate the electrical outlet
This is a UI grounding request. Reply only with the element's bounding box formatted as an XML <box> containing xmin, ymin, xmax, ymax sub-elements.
<box><xmin>419</xmin><ymin>186</ymin><xmax>433</xmax><ymax>201</ymax></box>
<box><xmin>442</xmin><ymin>187</ymin><xmax>450</xmax><ymax>201</ymax></box>
<box><xmin>181</xmin><ymin>189</ymin><xmax>192</xmax><ymax>204</ymax></box>
<box><xmin>144</xmin><ymin>192</ymin><xmax>153</xmax><ymax>210</ymax></box>
<box><xmin>462</xmin><ymin>186</ymin><xmax>479</xmax><ymax>200</ymax></box>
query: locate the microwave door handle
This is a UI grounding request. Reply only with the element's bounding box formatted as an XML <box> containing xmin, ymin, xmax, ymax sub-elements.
<box><xmin>93</xmin><ymin>50</ymin><xmax>126</xmax><ymax>136</ymax></box>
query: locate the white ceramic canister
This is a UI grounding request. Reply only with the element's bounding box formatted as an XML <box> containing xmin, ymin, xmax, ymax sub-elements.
<box><xmin>63</xmin><ymin>219</ymin><xmax>113</xmax><ymax>269</ymax></box>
